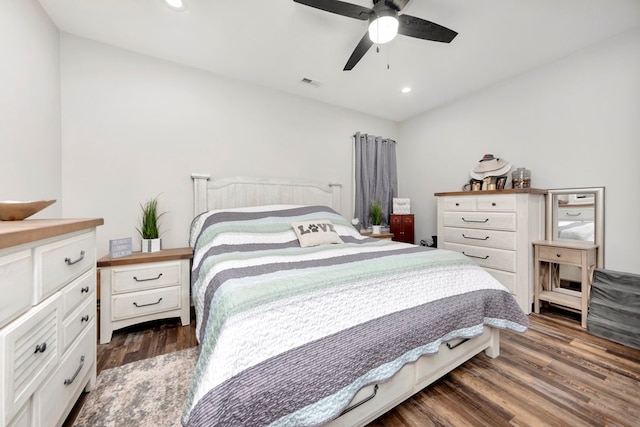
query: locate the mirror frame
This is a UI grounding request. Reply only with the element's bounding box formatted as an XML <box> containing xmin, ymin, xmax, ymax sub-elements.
<box><xmin>546</xmin><ymin>187</ymin><xmax>604</xmax><ymax>268</ymax></box>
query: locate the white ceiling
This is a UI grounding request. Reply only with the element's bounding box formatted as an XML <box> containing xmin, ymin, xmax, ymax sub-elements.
<box><xmin>38</xmin><ymin>0</ymin><xmax>640</xmax><ymax>122</ymax></box>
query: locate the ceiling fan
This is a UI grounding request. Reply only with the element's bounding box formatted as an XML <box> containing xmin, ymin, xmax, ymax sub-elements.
<box><xmin>293</xmin><ymin>0</ymin><xmax>458</xmax><ymax>71</ymax></box>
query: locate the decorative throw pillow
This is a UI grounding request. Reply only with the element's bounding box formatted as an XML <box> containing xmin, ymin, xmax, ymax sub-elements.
<box><xmin>291</xmin><ymin>220</ymin><xmax>344</xmax><ymax>247</ymax></box>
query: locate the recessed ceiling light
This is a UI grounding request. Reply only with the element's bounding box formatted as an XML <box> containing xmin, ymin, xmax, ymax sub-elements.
<box><xmin>401</xmin><ymin>87</ymin><xmax>412</xmax><ymax>94</ymax></box>
<box><xmin>162</xmin><ymin>0</ymin><xmax>187</xmax><ymax>11</ymax></box>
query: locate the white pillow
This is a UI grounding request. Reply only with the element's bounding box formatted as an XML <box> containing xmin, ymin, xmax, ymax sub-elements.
<box><xmin>291</xmin><ymin>220</ymin><xmax>344</xmax><ymax>248</ymax></box>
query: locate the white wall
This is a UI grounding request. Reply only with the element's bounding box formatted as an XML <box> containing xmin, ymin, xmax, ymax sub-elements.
<box><xmin>398</xmin><ymin>28</ymin><xmax>640</xmax><ymax>274</ymax></box>
<box><xmin>59</xmin><ymin>35</ymin><xmax>397</xmax><ymax>256</ymax></box>
<box><xmin>0</xmin><ymin>0</ymin><xmax>62</xmax><ymax>217</ymax></box>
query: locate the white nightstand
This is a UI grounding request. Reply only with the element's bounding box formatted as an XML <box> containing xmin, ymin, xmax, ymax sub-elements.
<box><xmin>97</xmin><ymin>247</ymin><xmax>192</xmax><ymax>344</ymax></box>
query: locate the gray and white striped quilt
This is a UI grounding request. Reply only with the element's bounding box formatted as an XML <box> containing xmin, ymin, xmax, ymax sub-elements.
<box><xmin>182</xmin><ymin>205</ymin><xmax>528</xmax><ymax>427</ymax></box>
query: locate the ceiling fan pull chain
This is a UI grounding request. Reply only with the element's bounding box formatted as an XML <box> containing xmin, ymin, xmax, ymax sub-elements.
<box><xmin>387</xmin><ymin>46</ymin><xmax>390</xmax><ymax>69</ymax></box>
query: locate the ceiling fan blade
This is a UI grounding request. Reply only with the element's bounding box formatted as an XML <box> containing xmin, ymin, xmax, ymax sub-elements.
<box><xmin>293</xmin><ymin>0</ymin><xmax>372</xmax><ymax>20</ymax></box>
<box><xmin>344</xmin><ymin>32</ymin><xmax>374</xmax><ymax>71</ymax></box>
<box><xmin>385</xmin><ymin>0</ymin><xmax>410</xmax><ymax>12</ymax></box>
<box><xmin>398</xmin><ymin>14</ymin><xmax>458</xmax><ymax>43</ymax></box>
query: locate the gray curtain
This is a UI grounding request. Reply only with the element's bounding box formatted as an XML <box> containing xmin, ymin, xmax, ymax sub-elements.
<box><xmin>354</xmin><ymin>132</ymin><xmax>398</xmax><ymax>228</ymax></box>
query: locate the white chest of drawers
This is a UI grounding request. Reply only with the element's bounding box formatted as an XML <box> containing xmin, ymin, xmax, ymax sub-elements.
<box><xmin>436</xmin><ymin>190</ymin><xmax>546</xmax><ymax>313</ymax></box>
<box><xmin>0</xmin><ymin>219</ymin><xmax>103</xmax><ymax>427</ymax></box>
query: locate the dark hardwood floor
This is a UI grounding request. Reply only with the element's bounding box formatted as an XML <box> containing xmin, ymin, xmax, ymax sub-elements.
<box><xmin>65</xmin><ymin>307</ymin><xmax>640</xmax><ymax>426</ymax></box>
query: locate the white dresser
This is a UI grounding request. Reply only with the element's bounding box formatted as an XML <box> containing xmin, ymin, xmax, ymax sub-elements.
<box><xmin>435</xmin><ymin>189</ymin><xmax>546</xmax><ymax>313</ymax></box>
<box><xmin>0</xmin><ymin>218</ymin><xmax>103</xmax><ymax>427</ymax></box>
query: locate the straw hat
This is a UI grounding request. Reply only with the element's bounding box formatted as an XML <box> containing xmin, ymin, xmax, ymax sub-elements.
<box><xmin>470</xmin><ymin>154</ymin><xmax>511</xmax><ymax>180</ymax></box>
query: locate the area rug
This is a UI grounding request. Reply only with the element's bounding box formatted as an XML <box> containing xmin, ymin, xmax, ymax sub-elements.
<box><xmin>74</xmin><ymin>347</ymin><xmax>199</xmax><ymax>427</ymax></box>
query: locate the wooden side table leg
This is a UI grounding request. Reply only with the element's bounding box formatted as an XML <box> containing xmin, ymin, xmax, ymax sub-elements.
<box><xmin>580</xmin><ymin>262</ymin><xmax>590</xmax><ymax>328</ymax></box>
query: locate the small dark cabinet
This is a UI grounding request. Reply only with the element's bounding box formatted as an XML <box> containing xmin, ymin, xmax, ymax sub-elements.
<box><xmin>390</xmin><ymin>214</ymin><xmax>415</xmax><ymax>244</ymax></box>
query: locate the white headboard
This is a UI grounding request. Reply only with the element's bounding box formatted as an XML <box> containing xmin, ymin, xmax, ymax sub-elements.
<box><xmin>191</xmin><ymin>174</ymin><xmax>342</xmax><ymax>217</ymax></box>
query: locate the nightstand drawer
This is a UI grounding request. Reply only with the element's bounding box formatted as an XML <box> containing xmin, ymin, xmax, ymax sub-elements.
<box><xmin>111</xmin><ymin>261</ymin><xmax>182</xmax><ymax>293</ymax></box>
<box><xmin>111</xmin><ymin>286</ymin><xmax>181</xmax><ymax>321</ymax></box>
<box><xmin>62</xmin><ymin>297</ymin><xmax>95</xmax><ymax>353</ymax></box>
<box><xmin>538</xmin><ymin>246</ymin><xmax>583</xmax><ymax>265</ymax></box>
<box><xmin>34</xmin><ymin>232</ymin><xmax>96</xmax><ymax>304</ymax></box>
<box><xmin>557</xmin><ymin>206</ymin><xmax>594</xmax><ymax>221</ymax></box>
<box><xmin>0</xmin><ymin>250</ymin><xmax>32</xmax><ymax>329</ymax></box>
<box><xmin>1</xmin><ymin>294</ymin><xmax>60</xmax><ymax>423</ymax></box>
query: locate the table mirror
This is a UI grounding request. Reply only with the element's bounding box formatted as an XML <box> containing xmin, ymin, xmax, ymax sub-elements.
<box><xmin>546</xmin><ymin>187</ymin><xmax>604</xmax><ymax>268</ymax></box>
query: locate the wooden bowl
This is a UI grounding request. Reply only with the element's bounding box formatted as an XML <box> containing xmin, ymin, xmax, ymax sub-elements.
<box><xmin>0</xmin><ymin>200</ymin><xmax>56</xmax><ymax>221</ymax></box>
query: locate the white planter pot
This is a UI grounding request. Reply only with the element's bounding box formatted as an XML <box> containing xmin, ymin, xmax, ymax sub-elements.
<box><xmin>141</xmin><ymin>238</ymin><xmax>162</xmax><ymax>253</ymax></box>
<box><xmin>372</xmin><ymin>225</ymin><xmax>382</xmax><ymax>235</ymax></box>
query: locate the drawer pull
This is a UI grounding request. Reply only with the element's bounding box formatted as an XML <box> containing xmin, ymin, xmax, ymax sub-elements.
<box><xmin>446</xmin><ymin>338</ymin><xmax>470</xmax><ymax>350</ymax></box>
<box><xmin>455</xmin><ymin>203</ymin><xmax>460</xmax><ymax>206</ymax></box>
<box><xmin>492</xmin><ymin>202</ymin><xmax>497</xmax><ymax>206</ymax></box>
<box><xmin>65</xmin><ymin>250</ymin><xmax>86</xmax><ymax>266</ymax></box>
<box><xmin>133</xmin><ymin>298</ymin><xmax>163</xmax><ymax>308</ymax></box>
<box><xmin>64</xmin><ymin>355</ymin><xmax>85</xmax><ymax>386</ymax></box>
<box><xmin>34</xmin><ymin>342</ymin><xmax>47</xmax><ymax>353</ymax></box>
<box><xmin>81</xmin><ymin>315</ymin><xmax>90</xmax><ymax>322</ymax></box>
<box><xmin>133</xmin><ymin>273</ymin><xmax>163</xmax><ymax>282</ymax></box>
<box><xmin>566</xmin><ymin>212</ymin><xmax>582</xmax><ymax>217</ymax></box>
<box><xmin>461</xmin><ymin>217</ymin><xmax>489</xmax><ymax>224</ymax></box>
<box><xmin>81</xmin><ymin>286</ymin><xmax>90</xmax><ymax>293</ymax></box>
<box><xmin>462</xmin><ymin>233</ymin><xmax>489</xmax><ymax>241</ymax></box>
<box><xmin>462</xmin><ymin>252</ymin><xmax>490</xmax><ymax>260</ymax></box>
<box><xmin>340</xmin><ymin>384</ymin><xmax>379</xmax><ymax>415</ymax></box>
<box><xmin>556</xmin><ymin>253</ymin><xmax>562</xmax><ymax>258</ymax></box>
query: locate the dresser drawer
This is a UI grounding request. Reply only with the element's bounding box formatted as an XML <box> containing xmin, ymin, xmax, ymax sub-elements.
<box><xmin>34</xmin><ymin>320</ymin><xmax>95</xmax><ymax>427</ymax></box>
<box><xmin>442</xmin><ymin>227</ymin><xmax>516</xmax><ymax>250</ymax></box>
<box><xmin>537</xmin><ymin>245</ymin><xmax>583</xmax><ymax>265</ymax></box>
<box><xmin>111</xmin><ymin>286</ymin><xmax>181</xmax><ymax>321</ymax></box>
<box><xmin>62</xmin><ymin>297</ymin><xmax>95</xmax><ymax>353</ymax></box>
<box><xmin>476</xmin><ymin>195</ymin><xmax>516</xmax><ymax>211</ymax></box>
<box><xmin>0</xmin><ymin>250</ymin><xmax>32</xmax><ymax>329</ymax></box>
<box><xmin>443</xmin><ymin>212</ymin><xmax>516</xmax><ymax>231</ymax></box>
<box><xmin>61</xmin><ymin>270</ymin><xmax>95</xmax><ymax>319</ymax></box>
<box><xmin>443</xmin><ymin>243</ymin><xmax>516</xmax><ymax>273</ymax></box>
<box><xmin>34</xmin><ymin>232</ymin><xmax>96</xmax><ymax>304</ymax></box>
<box><xmin>485</xmin><ymin>268</ymin><xmax>517</xmax><ymax>295</ymax></box>
<box><xmin>0</xmin><ymin>294</ymin><xmax>60</xmax><ymax>424</ymax></box>
<box><xmin>442</xmin><ymin>197</ymin><xmax>476</xmax><ymax>211</ymax></box>
<box><xmin>111</xmin><ymin>260</ymin><xmax>182</xmax><ymax>294</ymax></box>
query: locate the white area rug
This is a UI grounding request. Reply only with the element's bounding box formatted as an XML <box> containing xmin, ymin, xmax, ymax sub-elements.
<box><xmin>74</xmin><ymin>347</ymin><xmax>199</xmax><ymax>427</ymax></box>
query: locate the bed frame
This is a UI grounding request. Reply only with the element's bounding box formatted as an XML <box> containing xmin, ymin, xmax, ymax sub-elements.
<box><xmin>190</xmin><ymin>173</ymin><xmax>500</xmax><ymax>426</ymax></box>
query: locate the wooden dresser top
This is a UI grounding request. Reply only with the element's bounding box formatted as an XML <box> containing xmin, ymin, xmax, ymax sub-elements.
<box><xmin>0</xmin><ymin>218</ymin><xmax>104</xmax><ymax>250</ymax></box>
<box><xmin>434</xmin><ymin>188</ymin><xmax>547</xmax><ymax>197</ymax></box>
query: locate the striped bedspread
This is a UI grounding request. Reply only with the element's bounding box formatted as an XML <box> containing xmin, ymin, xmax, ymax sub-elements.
<box><xmin>182</xmin><ymin>205</ymin><xmax>528</xmax><ymax>427</ymax></box>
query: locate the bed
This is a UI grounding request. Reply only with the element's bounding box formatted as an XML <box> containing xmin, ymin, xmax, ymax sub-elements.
<box><xmin>183</xmin><ymin>174</ymin><xmax>529</xmax><ymax>427</ymax></box>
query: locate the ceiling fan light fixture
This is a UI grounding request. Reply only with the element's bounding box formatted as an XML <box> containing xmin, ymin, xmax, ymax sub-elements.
<box><xmin>162</xmin><ymin>0</ymin><xmax>187</xmax><ymax>11</ymax></box>
<box><xmin>368</xmin><ymin>13</ymin><xmax>399</xmax><ymax>44</ymax></box>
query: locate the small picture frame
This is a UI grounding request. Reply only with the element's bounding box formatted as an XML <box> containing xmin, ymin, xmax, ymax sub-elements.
<box><xmin>496</xmin><ymin>176</ymin><xmax>507</xmax><ymax>190</ymax></box>
<box><xmin>109</xmin><ymin>237</ymin><xmax>133</xmax><ymax>258</ymax></box>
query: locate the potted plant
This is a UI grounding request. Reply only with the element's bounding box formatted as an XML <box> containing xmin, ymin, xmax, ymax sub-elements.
<box><xmin>369</xmin><ymin>200</ymin><xmax>383</xmax><ymax>235</ymax></box>
<box><xmin>136</xmin><ymin>195</ymin><xmax>166</xmax><ymax>253</ymax></box>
